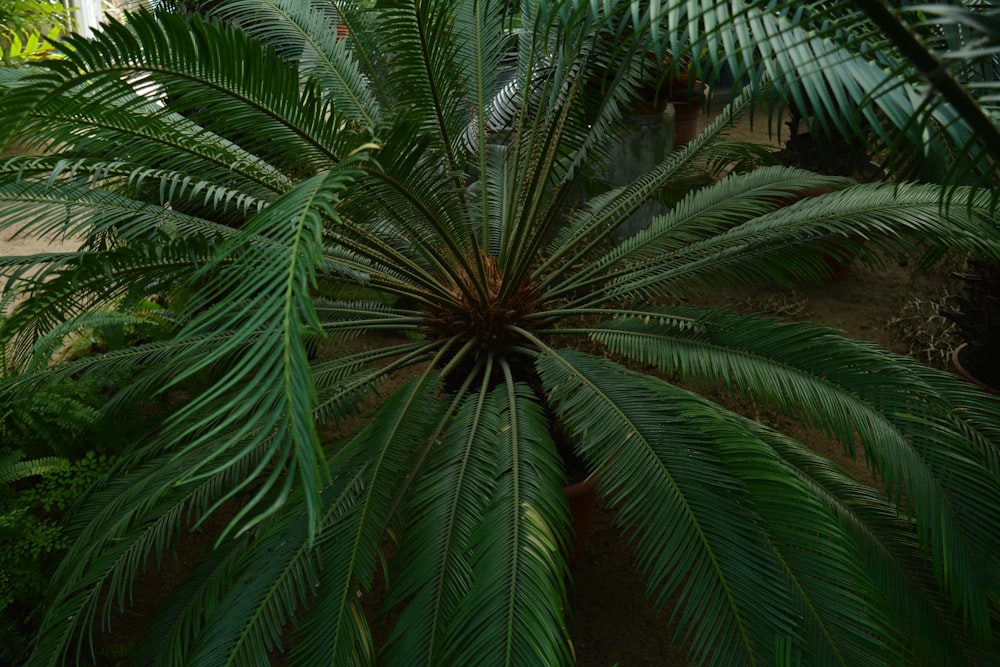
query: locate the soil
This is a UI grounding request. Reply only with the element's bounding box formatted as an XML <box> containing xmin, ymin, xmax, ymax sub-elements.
<box><xmin>1</xmin><ymin>103</ymin><xmax>970</xmax><ymax>665</ymax></box>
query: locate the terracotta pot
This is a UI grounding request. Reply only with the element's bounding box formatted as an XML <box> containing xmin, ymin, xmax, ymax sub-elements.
<box><xmin>668</xmin><ymin>82</ymin><xmax>708</xmax><ymax>147</ymax></box>
<box><xmin>563</xmin><ymin>477</ymin><xmax>598</xmax><ymax>570</ymax></box>
<box><xmin>950</xmin><ymin>343</ymin><xmax>1000</xmax><ymax>395</ymax></box>
<box><xmin>671</xmin><ymin>101</ymin><xmax>703</xmax><ymax>146</ymax></box>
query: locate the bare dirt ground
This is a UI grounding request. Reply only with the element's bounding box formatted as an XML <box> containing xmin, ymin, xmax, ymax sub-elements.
<box><xmin>0</xmin><ymin>220</ymin><xmax>79</xmax><ymax>314</ymax></box>
<box><xmin>0</xmin><ymin>230</ymin><xmax>76</xmax><ymax>257</ymax></box>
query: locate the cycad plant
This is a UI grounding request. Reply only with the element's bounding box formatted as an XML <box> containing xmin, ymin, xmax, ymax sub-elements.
<box><xmin>1</xmin><ymin>2</ymin><xmax>1000</xmax><ymax>666</ymax></box>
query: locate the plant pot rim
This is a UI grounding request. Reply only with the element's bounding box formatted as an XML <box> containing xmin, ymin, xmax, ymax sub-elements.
<box><xmin>951</xmin><ymin>342</ymin><xmax>1000</xmax><ymax>395</ymax></box>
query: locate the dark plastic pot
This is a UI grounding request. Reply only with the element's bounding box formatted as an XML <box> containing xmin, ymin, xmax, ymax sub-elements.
<box><xmin>951</xmin><ymin>343</ymin><xmax>1000</xmax><ymax>396</ymax></box>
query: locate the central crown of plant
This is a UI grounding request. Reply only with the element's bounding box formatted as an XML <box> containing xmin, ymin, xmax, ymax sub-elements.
<box><xmin>426</xmin><ymin>251</ymin><xmax>542</xmax><ymax>351</ymax></box>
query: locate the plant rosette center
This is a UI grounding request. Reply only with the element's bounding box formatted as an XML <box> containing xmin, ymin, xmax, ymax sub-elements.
<box><xmin>425</xmin><ymin>252</ymin><xmax>542</xmax><ymax>352</ymax></box>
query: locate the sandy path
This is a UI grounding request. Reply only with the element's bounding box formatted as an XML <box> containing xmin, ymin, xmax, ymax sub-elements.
<box><xmin>1</xmin><ymin>229</ymin><xmax>79</xmax><ymax>256</ymax></box>
<box><xmin>1</xmin><ymin>228</ymin><xmax>80</xmax><ymax>313</ymax></box>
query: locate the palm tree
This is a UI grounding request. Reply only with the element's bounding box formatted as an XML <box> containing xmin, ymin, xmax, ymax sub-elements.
<box><xmin>1</xmin><ymin>2</ymin><xmax>999</xmax><ymax>665</ymax></box>
<box><xmin>772</xmin><ymin>0</ymin><xmax>1000</xmax><ymax>191</ymax></box>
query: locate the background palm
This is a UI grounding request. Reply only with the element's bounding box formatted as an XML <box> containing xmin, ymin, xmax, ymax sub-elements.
<box><xmin>1</xmin><ymin>1</ymin><xmax>1000</xmax><ymax>665</ymax></box>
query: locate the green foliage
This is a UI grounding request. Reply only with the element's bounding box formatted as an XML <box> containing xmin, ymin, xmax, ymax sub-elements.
<box><xmin>0</xmin><ymin>3</ymin><xmax>998</xmax><ymax>666</ymax></box>
<box><xmin>0</xmin><ymin>297</ymin><xmax>176</xmax><ymax>459</ymax></box>
<box><xmin>1</xmin><ymin>379</ymin><xmax>99</xmax><ymax>452</ymax></box>
<box><xmin>0</xmin><ymin>447</ymin><xmax>67</xmax><ymax>484</ymax></box>
<box><xmin>0</xmin><ymin>449</ymin><xmax>113</xmax><ymax>665</ymax></box>
<box><xmin>0</xmin><ymin>0</ymin><xmax>68</xmax><ymax>36</ymax></box>
<box><xmin>0</xmin><ymin>26</ymin><xmax>63</xmax><ymax>65</ymax></box>
<box><xmin>0</xmin><ymin>365</ymin><xmax>144</xmax><ymax>458</ymax></box>
<box><xmin>0</xmin><ymin>0</ymin><xmax>68</xmax><ymax>65</ymax></box>
<box><xmin>14</xmin><ymin>449</ymin><xmax>113</xmax><ymax>511</ymax></box>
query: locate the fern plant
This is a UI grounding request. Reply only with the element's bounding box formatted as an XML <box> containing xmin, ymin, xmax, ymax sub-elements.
<box><xmin>0</xmin><ymin>3</ymin><xmax>999</xmax><ymax>666</ymax></box>
<box><xmin>0</xmin><ymin>448</ymin><xmax>68</xmax><ymax>664</ymax></box>
<box><xmin>0</xmin><ymin>449</ymin><xmax>117</xmax><ymax>664</ymax></box>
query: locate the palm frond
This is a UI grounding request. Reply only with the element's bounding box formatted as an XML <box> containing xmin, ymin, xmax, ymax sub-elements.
<box><xmin>593</xmin><ymin>308</ymin><xmax>1000</xmax><ymax>629</ymax></box>
<box><xmin>291</xmin><ymin>373</ymin><xmax>444</xmax><ymax>665</ymax></box>
<box><xmin>158</xmin><ymin>165</ymin><xmax>369</xmax><ymax>540</ymax></box>
<box><xmin>382</xmin><ymin>369</ymin><xmax>497</xmax><ymax>664</ymax></box>
<box><xmin>1</xmin><ymin>238</ymin><xmax>214</xmax><ymax>370</ymax></box>
<box><xmin>0</xmin><ymin>175</ymin><xmax>234</xmax><ymax>245</ymax></box>
<box><xmin>455</xmin><ymin>0</ymin><xmax>513</xmax><ymax>242</ymax></box>
<box><xmin>758</xmin><ymin>421</ymin><xmax>998</xmax><ymax>665</ymax></box>
<box><xmin>537</xmin><ymin>348</ymin><xmax>911</xmax><ymax>666</ymax></box>
<box><xmin>439</xmin><ymin>378</ymin><xmax>573</xmax><ymax>667</ymax></box>
<box><xmin>376</xmin><ymin>0</ymin><xmax>476</xmax><ymax>173</ymax></box>
<box><xmin>2</xmin><ymin>59</ymin><xmax>295</xmax><ymax>199</ymax></box>
<box><xmin>205</xmin><ymin>0</ymin><xmax>382</xmax><ymax>127</ymax></box>
<box><xmin>563</xmin><ymin>0</ymin><xmax>1000</xmax><ymax>193</ymax></box>
<box><xmin>26</xmin><ymin>437</ymin><xmax>271</xmax><ymax>667</ymax></box>
<box><xmin>853</xmin><ymin>1</ymin><xmax>1000</xmax><ymax>189</ymax></box>
<box><xmin>134</xmin><ymin>529</ymin><xmax>253</xmax><ymax>667</ymax></box>
<box><xmin>341</xmin><ymin>119</ymin><xmax>478</xmax><ymax>295</ymax></box>
<box><xmin>312</xmin><ymin>339</ymin><xmax>444</xmax><ymax>425</ymax></box>
<box><xmin>1</xmin><ymin>157</ymin><xmax>275</xmax><ymax>221</ymax></box>
<box><xmin>588</xmin><ymin>177</ymin><xmax>1000</xmax><ymax>304</ymax></box>
<box><xmin>534</xmin><ymin>88</ymin><xmax>754</xmax><ymax>288</ymax></box>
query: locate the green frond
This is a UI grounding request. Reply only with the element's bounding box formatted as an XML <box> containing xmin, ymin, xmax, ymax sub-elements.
<box><xmin>342</xmin><ymin>120</ymin><xmax>476</xmax><ymax>287</ymax></box>
<box><xmin>601</xmin><ymin>164</ymin><xmax>852</xmax><ymax>265</ymax></box>
<box><xmin>134</xmin><ymin>530</ymin><xmax>253</xmax><ymax>667</ymax></box>
<box><xmin>26</xmin><ymin>437</ymin><xmax>273</xmax><ymax>667</ymax></box>
<box><xmin>18</xmin><ymin>309</ymin><xmax>169</xmax><ymax>374</ymax></box>
<box><xmin>496</xmin><ymin>9</ymin><xmax>623</xmax><ymax>285</ymax></box>
<box><xmin>206</xmin><ymin>0</ymin><xmax>382</xmax><ymax>127</ymax></box>
<box><xmin>537</xmin><ymin>349</ymin><xmax>915</xmax><ymax>666</ymax></box>
<box><xmin>158</xmin><ymin>165</ymin><xmax>369</xmax><ymax>540</ymax></box>
<box><xmin>375</xmin><ymin>0</ymin><xmax>475</xmax><ymax>173</ymax></box>
<box><xmin>0</xmin><ymin>451</ymin><xmax>68</xmax><ymax>485</ymax></box>
<box><xmin>291</xmin><ymin>373</ymin><xmax>444</xmax><ymax>666</ymax></box>
<box><xmin>148</xmin><ymin>462</ymin><xmax>396</xmax><ymax>667</ymax></box>
<box><xmin>2</xmin><ymin>75</ymin><xmax>294</xmax><ymax>200</ymax></box>
<box><xmin>0</xmin><ymin>238</ymin><xmax>214</xmax><ymax>370</ymax></box>
<box><xmin>14</xmin><ymin>157</ymin><xmax>275</xmax><ymax>220</ymax></box>
<box><xmin>312</xmin><ymin>340</ymin><xmax>443</xmax><ymax>425</ymax></box>
<box><xmin>439</xmin><ymin>379</ymin><xmax>573</xmax><ymax>667</ymax></box>
<box><xmin>0</xmin><ymin>176</ymin><xmax>230</xmax><ymax>245</ymax></box>
<box><xmin>593</xmin><ymin>177</ymin><xmax>1000</xmax><ymax>303</ymax></box>
<box><xmin>0</xmin><ymin>330</ymin><xmax>251</xmax><ymax>436</ymax></box>
<box><xmin>74</xmin><ymin>12</ymin><xmax>354</xmax><ymax>168</ymax></box>
<box><xmin>542</xmin><ymin>85</ymin><xmax>760</xmax><ymax>258</ymax></box>
<box><xmin>455</xmin><ymin>0</ymin><xmax>510</xmax><ymax>239</ymax></box>
<box><xmin>757</xmin><ymin>421</ymin><xmax>997</xmax><ymax>665</ymax></box>
<box><xmin>383</xmin><ymin>378</ymin><xmax>502</xmax><ymax>664</ymax></box>
<box><xmin>593</xmin><ymin>308</ymin><xmax>1000</xmax><ymax>631</ymax></box>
